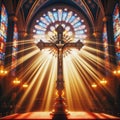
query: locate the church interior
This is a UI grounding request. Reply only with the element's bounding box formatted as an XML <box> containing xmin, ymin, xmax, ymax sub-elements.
<box><xmin>0</xmin><ymin>0</ymin><xmax>120</xmax><ymax>119</ymax></box>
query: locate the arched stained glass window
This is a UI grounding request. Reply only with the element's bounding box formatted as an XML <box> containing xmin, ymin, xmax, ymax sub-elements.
<box><xmin>11</xmin><ymin>23</ymin><xmax>18</xmax><ymax>76</ymax></box>
<box><xmin>0</xmin><ymin>4</ymin><xmax>8</xmax><ymax>65</ymax></box>
<box><xmin>33</xmin><ymin>8</ymin><xmax>88</xmax><ymax>44</ymax></box>
<box><xmin>102</xmin><ymin>23</ymin><xmax>109</xmax><ymax>73</ymax></box>
<box><xmin>113</xmin><ymin>3</ymin><xmax>120</xmax><ymax>66</ymax></box>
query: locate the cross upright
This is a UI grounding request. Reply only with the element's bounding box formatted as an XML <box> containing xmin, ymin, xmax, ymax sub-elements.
<box><xmin>36</xmin><ymin>25</ymin><xmax>84</xmax><ymax>118</ymax></box>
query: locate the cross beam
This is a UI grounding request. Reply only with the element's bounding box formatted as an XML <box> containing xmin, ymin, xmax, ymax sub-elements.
<box><xmin>36</xmin><ymin>25</ymin><xmax>84</xmax><ymax>118</ymax></box>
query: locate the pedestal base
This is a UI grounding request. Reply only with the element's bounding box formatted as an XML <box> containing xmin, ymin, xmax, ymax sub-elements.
<box><xmin>51</xmin><ymin>96</ymin><xmax>69</xmax><ymax>120</ymax></box>
<box><xmin>52</xmin><ymin>113</ymin><xmax>68</xmax><ymax>120</ymax></box>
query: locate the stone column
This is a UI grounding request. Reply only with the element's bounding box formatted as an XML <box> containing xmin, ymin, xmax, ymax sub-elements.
<box><xmin>5</xmin><ymin>14</ymin><xmax>18</xmax><ymax>69</ymax></box>
<box><xmin>104</xmin><ymin>15</ymin><xmax>116</xmax><ymax>67</ymax></box>
<box><xmin>103</xmin><ymin>15</ymin><xmax>117</xmax><ymax>114</ymax></box>
<box><xmin>92</xmin><ymin>31</ymin><xmax>103</xmax><ymax>73</ymax></box>
<box><xmin>17</xmin><ymin>31</ymin><xmax>27</xmax><ymax>75</ymax></box>
<box><xmin>103</xmin><ymin>15</ymin><xmax>116</xmax><ymax>76</ymax></box>
<box><xmin>3</xmin><ymin>14</ymin><xmax>18</xmax><ymax>98</ymax></box>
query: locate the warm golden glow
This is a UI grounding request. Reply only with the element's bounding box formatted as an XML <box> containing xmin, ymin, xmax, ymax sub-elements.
<box><xmin>6</xmin><ymin>38</ymin><xmax>114</xmax><ymax>112</ymax></box>
<box><xmin>91</xmin><ymin>83</ymin><xmax>97</xmax><ymax>88</ymax></box>
<box><xmin>16</xmin><ymin>48</ymin><xmax>56</xmax><ymax>112</ymax></box>
<box><xmin>63</xmin><ymin>46</ymin><xmax>113</xmax><ymax>111</ymax></box>
<box><xmin>23</xmin><ymin>84</ymin><xmax>28</xmax><ymax>88</ymax></box>
<box><xmin>100</xmin><ymin>78</ymin><xmax>107</xmax><ymax>85</ymax></box>
<box><xmin>118</xmin><ymin>70</ymin><xmax>120</xmax><ymax>74</ymax></box>
<box><xmin>113</xmin><ymin>68</ymin><xmax>120</xmax><ymax>75</ymax></box>
<box><xmin>113</xmin><ymin>70</ymin><xmax>117</xmax><ymax>74</ymax></box>
<box><xmin>0</xmin><ymin>66</ymin><xmax>8</xmax><ymax>76</ymax></box>
<box><xmin>13</xmin><ymin>78</ymin><xmax>21</xmax><ymax>85</ymax></box>
<box><xmin>0</xmin><ymin>70</ymin><xmax>4</xmax><ymax>73</ymax></box>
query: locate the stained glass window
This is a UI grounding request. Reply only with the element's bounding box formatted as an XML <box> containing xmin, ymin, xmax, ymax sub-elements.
<box><xmin>33</xmin><ymin>8</ymin><xmax>87</xmax><ymax>44</ymax></box>
<box><xmin>11</xmin><ymin>23</ymin><xmax>18</xmax><ymax>76</ymax></box>
<box><xmin>113</xmin><ymin>3</ymin><xmax>120</xmax><ymax>66</ymax></box>
<box><xmin>0</xmin><ymin>4</ymin><xmax>8</xmax><ymax>65</ymax></box>
<box><xmin>102</xmin><ymin>23</ymin><xmax>109</xmax><ymax>72</ymax></box>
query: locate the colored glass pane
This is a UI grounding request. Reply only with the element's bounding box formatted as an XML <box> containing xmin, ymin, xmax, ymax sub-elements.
<box><xmin>102</xmin><ymin>23</ymin><xmax>109</xmax><ymax>70</ymax></box>
<box><xmin>33</xmin><ymin>7</ymin><xmax>87</xmax><ymax>43</ymax></box>
<box><xmin>11</xmin><ymin>23</ymin><xmax>18</xmax><ymax>76</ymax></box>
<box><xmin>0</xmin><ymin>4</ymin><xmax>8</xmax><ymax>65</ymax></box>
<box><xmin>113</xmin><ymin>3</ymin><xmax>120</xmax><ymax>66</ymax></box>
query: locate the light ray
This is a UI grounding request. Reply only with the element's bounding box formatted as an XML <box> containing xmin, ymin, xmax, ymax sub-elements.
<box><xmin>26</xmin><ymin>56</ymin><xmax>52</xmax><ymax>112</ymax></box>
<box><xmin>62</xmin><ymin>46</ymin><xmax>114</xmax><ymax>111</ymax></box>
<box><xmin>17</xmin><ymin>51</ymin><xmax>56</xmax><ymax>112</ymax></box>
<box><xmin>41</xmin><ymin>55</ymin><xmax>57</xmax><ymax>110</ymax></box>
<box><xmin>16</xmin><ymin>53</ymin><xmax>48</xmax><ymax>109</ymax></box>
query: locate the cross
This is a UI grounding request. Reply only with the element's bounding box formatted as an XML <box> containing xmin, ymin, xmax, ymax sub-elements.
<box><xmin>36</xmin><ymin>25</ymin><xmax>84</xmax><ymax>118</ymax></box>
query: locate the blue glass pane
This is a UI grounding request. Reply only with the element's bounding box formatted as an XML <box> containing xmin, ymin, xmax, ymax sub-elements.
<box><xmin>116</xmin><ymin>53</ymin><xmax>120</xmax><ymax>61</ymax></box>
<box><xmin>48</xmin><ymin>11</ymin><xmax>55</xmax><ymax>22</ymax></box>
<box><xmin>69</xmin><ymin>16</ymin><xmax>76</xmax><ymax>23</ymax></box>
<box><xmin>62</xmin><ymin>11</ymin><xmax>68</xmax><ymax>21</ymax></box>
<box><xmin>74</xmin><ymin>22</ymin><xmax>82</xmax><ymax>28</ymax></box>
<box><xmin>45</xmin><ymin>16</ymin><xmax>51</xmax><ymax>23</ymax></box>
<box><xmin>38</xmin><ymin>22</ymin><xmax>47</xmax><ymax>28</ymax></box>
<box><xmin>53</xmin><ymin>12</ymin><xmax>58</xmax><ymax>21</ymax></box>
<box><xmin>36</xmin><ymin>30</ymin><xmax>45</xmax><ymax>34</ymax></box>
<box><xmin>76</xmin><ymin>30</ymin><xmax>84</xmax><ymax>34</ymax></box>
<box><xmin>13</xmin><ymin>33</ymin><xmax>18</xmax><ymax>39</ymax></box>
<box><xmin>0</xmin><ymin>53</ymin><xmax>5</xmax><ymax>60</ymax></box>
<box><xmin>0</xmin><ymin>54</ymin><xmax>2</xmax><ymax>59</ymax></box>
